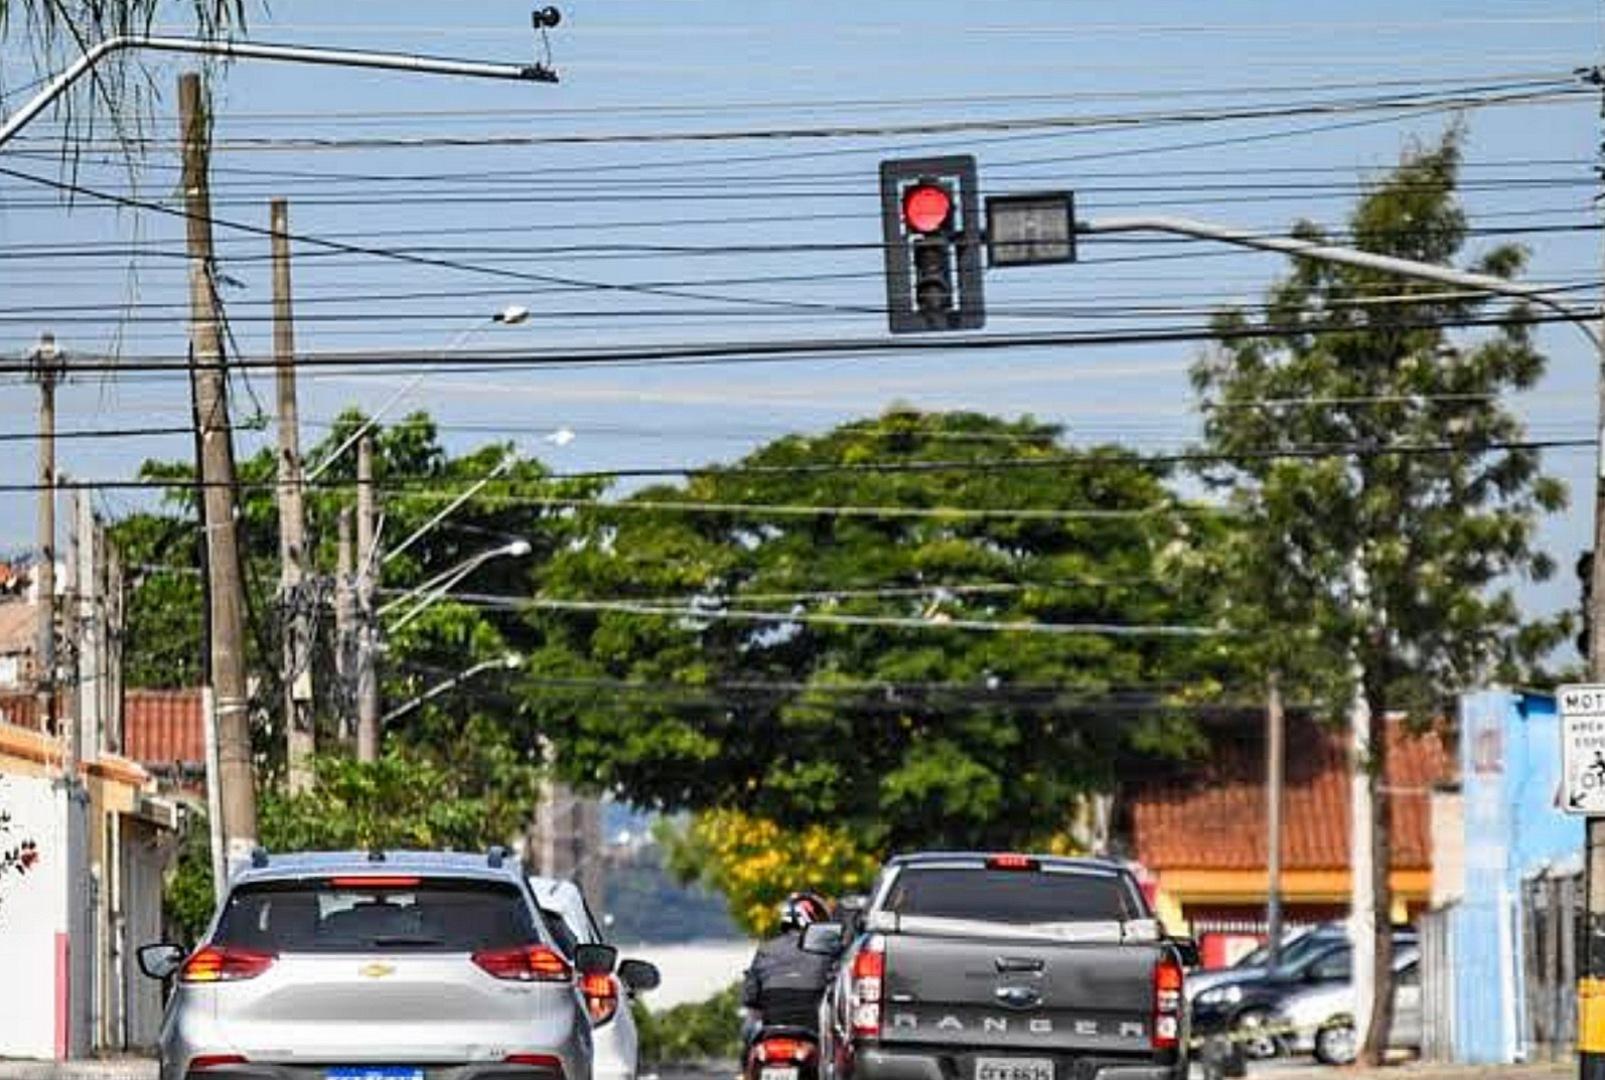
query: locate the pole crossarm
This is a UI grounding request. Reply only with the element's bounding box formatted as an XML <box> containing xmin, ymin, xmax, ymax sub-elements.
<box><xmin>1080</xmin><ymin>214</ymin><xmax>1603</xmax><ymax>350</ymax></box>
<box><xmin>1</xmin><ymin>34</ymin><xmax>554</xmax><ymax>151</ymax></box>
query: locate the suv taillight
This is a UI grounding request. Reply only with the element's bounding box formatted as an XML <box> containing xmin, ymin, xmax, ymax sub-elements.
<box><xmin>473</xmin><ymin>945</ymin><xmax>573</xmax><ymax>983</ymax></box>
<box><xmin>580</xmin><ymin>972</ymin><xmax>619</xmax><ymax>1024</ymax></box>
<box><xmin>1153</xmin><ymin>954</ymin><xmax>1184</xmax><ymax>1050</ymax></box>
<box><xmin>849</xmin><ymin>934</ymin><xmax>886</xmax><ymax>1039</ymax></box>
<box><xmin>179</xmin><ymin>945</ymin><xmax>276</xmax><ymax>983</ymax></box>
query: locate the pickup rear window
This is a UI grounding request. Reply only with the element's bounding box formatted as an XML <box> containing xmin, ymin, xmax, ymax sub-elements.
<box><xmin>213</xmin><ymin>879</ymin><xmax>538</xmax><ymax>953</ymax></box>
<box><xmin>883</xmin><ymin>867</ymin><xmax>1142</xmax><ymax>923</ymax></box>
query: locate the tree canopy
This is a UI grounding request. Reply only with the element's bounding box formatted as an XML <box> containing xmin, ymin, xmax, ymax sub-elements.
<box><xmin>523</xmin><ymin>408</ymin><xmax>1237</xmax><ymax>853</ymax></box>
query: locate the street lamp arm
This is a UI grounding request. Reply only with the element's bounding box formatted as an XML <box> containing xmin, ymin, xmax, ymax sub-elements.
<box><xmin>1</xmin><ymin>34</ymin><xmax>554</xmax><ymax>152</ymax></box>
<box><xmin>1079</xmin><ymin>214</ymin><xmax>1602</xmax><ymax>350</ymax></box>
<box><xmin>381</xmin><ymin>655</ymin><xmax>521</xmax><ymax>727</ymax></box>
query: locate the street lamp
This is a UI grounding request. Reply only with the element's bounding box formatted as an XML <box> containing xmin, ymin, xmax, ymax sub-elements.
<box><xmin>306</xmin><ymin>305</ymin><xmax>534</xmax><ymax>484</ymax></box>
<box><xmin>382</xmin><ymin>539</ymin><xmax>533</xmax><ymax>634</ymax></box>
<box><xmin>381</xmin><ymin>653</ymin><xmax>524</xmax><ymax>726</ymax></box>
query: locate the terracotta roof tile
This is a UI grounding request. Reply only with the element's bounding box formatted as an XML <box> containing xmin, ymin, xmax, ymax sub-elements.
<box><xmin>1126</xmin><ymin>716</ymin><xmax>1449</xmax><ymax>873</ymax></box>
<box><xmin>0</xmin><ymin>687</ymin><xmax>204</xmax><ymax>767</ymax></box>
<box><xmin>122</xmin><ymin>689</ymin><xmax>204</xmax><ymax>766</ymax></box>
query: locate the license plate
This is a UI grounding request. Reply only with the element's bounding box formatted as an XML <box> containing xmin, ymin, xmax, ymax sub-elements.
<box><xmin>760</xmin><ymin>1069</ymin><xmax>799</xmax><ymax>1080</ymax></box>
<box><xmin>326</xmin><ymin>1069</ymin><xmax>423</xmax><ymax>1080</ymax></box>
<box><xmin>975</xmin><ymin>1059</ymin><xmax>1052</xmax><ymax>1080</ymax></box>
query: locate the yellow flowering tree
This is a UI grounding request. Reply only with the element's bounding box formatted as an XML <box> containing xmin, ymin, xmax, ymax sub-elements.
<box><xmin>666</xmin><ymin>810</ymin><xmax>882</xmax><ymax>936</ymax></box>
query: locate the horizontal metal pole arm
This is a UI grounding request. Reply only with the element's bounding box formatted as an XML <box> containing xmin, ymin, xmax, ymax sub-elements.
<box><xmin>1</xmin><ymin>34</ymin><xmax>552</xmax><ymax>150</ymax></box>
<box><xmin>1080</xmin><ymin>214</ymin><xmax>1602</xmax><ymax>349</ymax></box>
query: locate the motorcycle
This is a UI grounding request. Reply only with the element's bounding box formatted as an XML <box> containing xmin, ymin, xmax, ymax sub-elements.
<box><xmin>744</xmin><ymin>1027</ymin><xmax>821</xmax><ymax>1080</ymax></box>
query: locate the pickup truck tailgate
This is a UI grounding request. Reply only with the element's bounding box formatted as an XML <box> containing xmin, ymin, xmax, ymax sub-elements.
<box><xmin>879</xmin><ymin>934</ymin><xmax>1155</xmax><ymax>1054</ymax></box>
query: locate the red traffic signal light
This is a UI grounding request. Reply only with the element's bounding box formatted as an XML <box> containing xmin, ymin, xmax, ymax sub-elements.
<box><xmin>901</xmin><ymin>182</ymin><xmax>954</xmax><ymax>235</ymax></box>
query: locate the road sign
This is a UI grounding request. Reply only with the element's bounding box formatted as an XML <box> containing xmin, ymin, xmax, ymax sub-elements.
<box><xmin>1560</xmin><ymin>684</ymin><xmax>1605</xmax><ymax>814</ymax></box>
<box><xmin>986</xmin><ymin>193</ymin><xmax>1077</xmax><ymax>268</ymax></box>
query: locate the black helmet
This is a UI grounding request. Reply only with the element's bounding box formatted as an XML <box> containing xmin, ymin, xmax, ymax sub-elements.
<box><xmin>778</xmin><ymin>891</ymin><xmax>830</xmax><ymax>932</ymax></box>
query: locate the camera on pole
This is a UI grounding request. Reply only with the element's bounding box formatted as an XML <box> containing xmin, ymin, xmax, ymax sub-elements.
<box><xmin>880</xmin><ymin>155</ymin><xmax>984</xmax><ymax>333</ymax></box>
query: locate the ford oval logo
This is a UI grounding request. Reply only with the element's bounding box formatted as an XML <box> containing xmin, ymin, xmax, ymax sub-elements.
<box><xmin>994</xmin><ymin>985</ymin><xmax>1042</xmax><ymax>1010</ymax></box>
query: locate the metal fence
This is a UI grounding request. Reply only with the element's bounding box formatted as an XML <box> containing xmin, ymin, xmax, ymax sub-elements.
<box><xmin>1419</xmin><ymin>905</ymin><xmax>1455</xmax><ymax>1062</ymax></box>
<box><xmin>1520</xmin><ymin>865</ymin><xmax>1580</xmax><ymax>1060</ymax></box>
<box><xmin>1420</xmin><ymin>865</ymin><xmax>1583</xmax><ymax>1064</ymax></box>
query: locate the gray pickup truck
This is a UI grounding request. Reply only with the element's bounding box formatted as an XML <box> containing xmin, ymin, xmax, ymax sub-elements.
<box><xmin>806</xmin><ymin>853</ymin><xmax>1189</xmax><ymax>1080</ymax></box>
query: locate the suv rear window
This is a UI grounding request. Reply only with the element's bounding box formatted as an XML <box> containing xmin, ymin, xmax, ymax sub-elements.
<box><xmin>213</xmin><ymin>879</ymin><xmax>538</xmax><ymax>953</ymax></box>
<box><xmin>884</xmin><ymin>867</ymin><xmax>1141</xmax><ymax>923</ymax></box>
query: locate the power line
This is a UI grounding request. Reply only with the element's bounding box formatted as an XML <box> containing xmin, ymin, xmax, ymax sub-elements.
<box><xmin>2</xmin><ymin>309</ymin><xmax>1593</xmax><ymax>379</ymax></box>
<box><xmin>452</xmin><ymin>593</ymin><xmax>1226</xmax><ymax>638</ymax></box>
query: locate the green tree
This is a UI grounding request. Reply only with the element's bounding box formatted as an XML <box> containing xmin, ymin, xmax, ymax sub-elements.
<box><xmin>113</xmin><ymin>411</ymin><xmax>602</xmax><ymax>793</ymax></box>
<box><xmin>524</xmin><ymin>409</ymin><xmax>1235</xmax><ymax>852</ymax></box>
<box><xmin>1191</xmin><ymin>131</ymin><xmax>1567</xmax><ymax>1063</ymax></box>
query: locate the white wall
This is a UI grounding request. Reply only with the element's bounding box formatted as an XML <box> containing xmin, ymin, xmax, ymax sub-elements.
<box><xmin>630</xmin><ymin>940</ymin><xmax>755</xmax><ymax>1011</ymax></box>
<box><xmin>0</xmin><ymin>775</ymin><xmax>86</xmax><ymax>1060</ymax></box>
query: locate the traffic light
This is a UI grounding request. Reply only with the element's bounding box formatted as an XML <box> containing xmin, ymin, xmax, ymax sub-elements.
<box><xmin>1582</xmin><ymin>550</ymin><xmax>1595</xmax><ymax>659</ymax></box>
<box><xmin>880</xmin><ymin>156</ymin><xmax>984</xmax><ymax>333</ymax></box>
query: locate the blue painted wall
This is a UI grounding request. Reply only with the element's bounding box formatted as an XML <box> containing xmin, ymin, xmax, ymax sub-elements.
<box><xmin>1451</xmin><ymin>689</ymin><xmax>1583</xmax><ymax>1063</ymax></box>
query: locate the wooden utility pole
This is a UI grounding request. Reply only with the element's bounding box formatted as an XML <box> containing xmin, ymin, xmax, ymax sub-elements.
<box><xmin>1264</xmin><ymin>670</ymin><xmax>1285</xmax><ymax>967</ymax></box>
<box><xmin>272</xmin><ymin>198</ymin><xmax>315</xmax><ymax>793</ymax></box>
<box><xmin>28</xmin><ymin>332</ymin><xmax>61</xmax><ymax>741</ymax></box>
<box><xmin>355</xmin><ymin>434</ymin><xmax>379</xmax><ymax>762</ymax></box>
<box><xmin>181</xmin><ymin>72</ymin><xmax>257</xmax><ymax>865</ymax></box>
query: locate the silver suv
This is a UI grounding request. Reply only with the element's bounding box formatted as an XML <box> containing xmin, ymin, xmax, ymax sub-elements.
<box><xmin>138</xmin><ymin>849</ymin><xmax>610</xmax><ymax>1080</ymax></box>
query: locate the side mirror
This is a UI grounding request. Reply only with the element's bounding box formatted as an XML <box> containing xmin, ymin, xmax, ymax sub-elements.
<box><xmin>574</xmin><ymin>943</ymin><xmax>618</xmax><ymax>977</ymax></box>
<box><xmin>618</xmin><ymin>958</ymin><xmax>661</xmax><ymax>993</ymax></box>
<box><xmin>137</xmin><ymin>943</ymin><xmax>186</xmax><ymax>981</ymax></box>
<box><xmin>1169</xmin><ymin>937</ymin><xmax>1201</xmax><ymax>969</ymax></box>
<box><xmin>801</xmin><ymin>922</ymin><xmax>848</xmax><ymax>956</ymax></box>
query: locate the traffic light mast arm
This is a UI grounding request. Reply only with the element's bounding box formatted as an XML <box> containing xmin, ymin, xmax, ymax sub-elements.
<box><xmin>0</xmin><ymin>33</ymin><xmax>554</xmax><ymax>151</ymax></box>
<box><xmin>1078</xmin><ymin>214</ymin><xmax>1601</xmax><ymax>349</ymax></box>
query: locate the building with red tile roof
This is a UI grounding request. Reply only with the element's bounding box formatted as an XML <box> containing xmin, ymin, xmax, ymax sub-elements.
<box><xmin>1121</xmin><ymin>713</ymin><xmax>1452</xmax><ymax>940</ymax></box>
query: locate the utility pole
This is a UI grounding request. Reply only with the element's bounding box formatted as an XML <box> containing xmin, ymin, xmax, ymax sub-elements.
<box><xmin>355</xmin><ymin>434</ymin><xmax>379</xmax><ymax>762</ymax></box>
<box><xmin>181</xmin><ymin>71</ymin><xmax>256</xmax><ymax>866</ymax></box>
<box><xmin>104</xmin><ymin>540</ymin><xmax>124</xmax><ymax>754</ymax></box>
<box><xmin>75</xmin><ymin>489</ymin><xmax>101</xmax><ymax>764</ymax></box>
<box><xmin>1264</xmin><ymin>670</ymin><xmax>1284</xmax><ymax>968</ymax></box>
<box><xmin>28</xmin><ymin>333</ymin><xmax>61</xmax><ymax>741</ymax></box>
<box><xmin>1578</xmin><ymin>62</ymin><xmax>1605</xmax><ymax>1080</ymax></box>
<box><xmin>272</xmin><ymin>197</ymin><xmax>315</xmax><ymax>793</ymax></box>
<box><xmin>335</xmin><ymin>508</ymin><xmax>356</xmax><ymax>745</ymax></box>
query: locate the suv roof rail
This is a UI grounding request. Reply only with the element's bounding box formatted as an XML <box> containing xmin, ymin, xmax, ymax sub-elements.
<box><xmin>487</xmin><ymin>844</ymin><xmax>509</xmax><ymax>869</ymax></box>
<box><xmin>250</xmin><ymin>846</ymin><xmax>270</xmax><ymax>869</ymax></box>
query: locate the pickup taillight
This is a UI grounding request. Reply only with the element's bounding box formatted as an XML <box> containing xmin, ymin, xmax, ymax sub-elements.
<box><xmin>849</xmin><ymin>935</ymin><xmax>886</xmax><ymax>1038</ymax></box>
<box><xmin>1152</xmin><ymin>954</ymin><xmax>1184</xmax><ymax>1050</ymax></box>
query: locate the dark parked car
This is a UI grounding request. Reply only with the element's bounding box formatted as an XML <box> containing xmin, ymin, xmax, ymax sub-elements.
<box><xmin>1189</xmin><ymin>928</ymin><xmax>1417</xmax><ymax>1060</ymax></box>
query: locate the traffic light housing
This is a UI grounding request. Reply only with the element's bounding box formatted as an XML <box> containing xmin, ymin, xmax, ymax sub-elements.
<box><xmin>880</xmin><ymin>156</ymin><xmax>984</xmax><ymax>333</ymax></box>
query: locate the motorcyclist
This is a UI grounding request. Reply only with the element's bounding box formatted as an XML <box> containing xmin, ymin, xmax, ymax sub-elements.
<box><xmin>742</xmin><ymin>892</ymin><xmax>835</xmax><ymax>1040</ymax></box>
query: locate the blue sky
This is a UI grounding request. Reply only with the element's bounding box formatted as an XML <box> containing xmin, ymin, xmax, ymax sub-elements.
<box><xmin>0</xmin><ymin>1</ymin><xmax>1600</xmax><ymax>638</ymax></box>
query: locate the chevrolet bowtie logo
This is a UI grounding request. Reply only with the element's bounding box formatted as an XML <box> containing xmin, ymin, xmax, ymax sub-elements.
<box><xmin>359</xmin><ymin>962</ymin><xmax>396</xmax><ymax>979</ymax></box>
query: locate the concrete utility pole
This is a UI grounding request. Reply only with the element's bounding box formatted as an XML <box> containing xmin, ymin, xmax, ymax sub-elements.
<box><xmin>1264</xmin><ymin>671</ymin><xmax>1285</xmax><ymax>968</ymax></box>
<box><xmin>104</xmin><ymin>540</ymin><xmax>124</xmax><ymax>753</ymax></box>
<box><xmin>75</xmin><ymin>490</ymin><xmax>101</xmax><ymax>764</ymax></box>
<box><xmin>272</xmin><ymin>198</ymin><xmax>315</xmax><ymax>793</ymax></box>
<box><xmin>28</xmin><ymin>333</ymin><xmax>62</xmax><ymax>740</ymax></box>
<box><xmin>180</xmin><ymin>72</ymin><xmax>256</xmax><ymax>866</ymax></box>
<box><xmin>335</xmin><ymin>508</ymin><xmax>356</xmax><ymax>744</ymax></box>
<box><xmin>355</xmin><ymin>435</ymin><xmax>380</xmax><ymax>762</ymax></box>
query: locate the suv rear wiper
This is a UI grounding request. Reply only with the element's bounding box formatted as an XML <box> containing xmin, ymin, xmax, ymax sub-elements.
<box><xmin>366</xmin><ymin>935</ymin><xmax>445</xmax><ymax>948</ymax></box>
